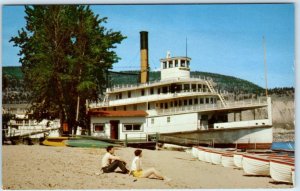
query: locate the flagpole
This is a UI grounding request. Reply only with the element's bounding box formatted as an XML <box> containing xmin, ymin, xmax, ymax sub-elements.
<box><xmin>263</xmin><ymin>36</ymin><xmax>268</xmax><ymax>97</ymax></box>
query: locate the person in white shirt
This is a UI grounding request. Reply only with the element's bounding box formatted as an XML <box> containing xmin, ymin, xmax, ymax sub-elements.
<box><xmin>130</xmin><ymin>149</ymin><xmax>171</xmax><ymax>181</ymax></box>
<box><xmin>101</xmin><ymin>146</ymin><xmax>129</xmax><ymax>174</ymax></box>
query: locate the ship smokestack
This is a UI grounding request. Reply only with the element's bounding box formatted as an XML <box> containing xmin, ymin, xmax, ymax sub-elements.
<box><xmin>140</xmin><ymin>31</ymin><xmax>149</xmax><ymax>84</ymax></box>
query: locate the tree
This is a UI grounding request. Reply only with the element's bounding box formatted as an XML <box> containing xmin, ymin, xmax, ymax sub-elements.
<box><xmin>10</xmin><ymin>5</ymin><xmax>126</xmax><ymax>134</ymax></box>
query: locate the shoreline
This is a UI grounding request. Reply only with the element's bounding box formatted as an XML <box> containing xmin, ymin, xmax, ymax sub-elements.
<box><xmin>2</xmin><ymin>145</ymin><xmax>293</xmax><ymax>189</ymax></box>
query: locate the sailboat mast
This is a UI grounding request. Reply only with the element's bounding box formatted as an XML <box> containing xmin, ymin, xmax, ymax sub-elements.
<box><xmin>263</xmin><ymin>36</ymin><xmax>268</xmax><ymax>97</ymax></box>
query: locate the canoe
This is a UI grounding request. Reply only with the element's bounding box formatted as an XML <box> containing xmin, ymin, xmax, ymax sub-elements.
<box><xmin>221</xmin><ymin>153</ymin><xmax>235</xmax><ymax>168</ymax></box>
<box><xmin>42</xmin><ymin>137</ymin><xmax>69</xmax><ymax>147</ymax></box>
<box><xmin>64</xmin><ymin>139</ymin><xmax>118</xmax><ymax>148</ymax></box>
<box><xmin>270</xmin><ymin>158</ymin><xmax>294</xmax><ymax>183</ymax></box>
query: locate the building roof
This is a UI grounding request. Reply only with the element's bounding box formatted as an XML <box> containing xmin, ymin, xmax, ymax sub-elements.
<box><xmin>88</xmin><ymin>110</ymin><xmax>148</xmax><ymax>117</ymax></box>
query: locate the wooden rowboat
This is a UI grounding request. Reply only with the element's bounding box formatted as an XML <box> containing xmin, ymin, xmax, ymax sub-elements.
<box><xmin>270</xmin><ymin>158</ymin><xmax>294</xmax><ymax>183</ymax></box>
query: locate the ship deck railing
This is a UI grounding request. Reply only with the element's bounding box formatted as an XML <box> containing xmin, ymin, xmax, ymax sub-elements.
<box><xmin>89</xmin><ymin>89</ymin><xmax>230</xmax><ymax>108</ymax></box>
<box><xmin>107</xmin><ymin>76</ymin><xmax>215</xmax><ymax>93</ymax></box>
<box><xmin>156</xmin><ymin>98</ymin><xmax>268</xmax><ymax>115</ymax></box>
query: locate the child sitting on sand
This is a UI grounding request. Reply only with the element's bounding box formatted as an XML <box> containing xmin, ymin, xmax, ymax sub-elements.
<box><xmin>130</xmin><ymin>149</ymin><xmax>171</xmax><ymax>181</ymax></box>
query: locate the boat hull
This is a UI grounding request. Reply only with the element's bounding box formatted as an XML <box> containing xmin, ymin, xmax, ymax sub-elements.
<box><xmin>242</xmin><ymin>155</ymin><xmax>270</xmax><ymax>176</ymax></box>
<box><xmin>270</xmin><ymin>159</ymin><xmax>294</xmax><ymax>183</ymax></box>
<box><xmin>42</xmin><ymin>137</ymin><xmax>69</xmax><ymax>147</ymax></box>
<box><xmin>159</xmin><ymin>126</ymin><xmax>272</xmax><ymax>149</ymax></box>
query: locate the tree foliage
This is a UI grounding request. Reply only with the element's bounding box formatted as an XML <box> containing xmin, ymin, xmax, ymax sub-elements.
<box><xmin>10</xmin><ymin>5</ymin><xmax>126</xmax><ymax>133</ymax></box>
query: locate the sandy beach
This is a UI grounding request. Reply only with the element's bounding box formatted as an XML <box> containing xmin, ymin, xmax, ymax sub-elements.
<box><xmin>2</xmin><ymin>145</ymin><xmax>293</xmax><ymax>189</ymax></box>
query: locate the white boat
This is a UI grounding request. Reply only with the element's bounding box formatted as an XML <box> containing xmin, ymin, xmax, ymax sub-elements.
<box><xmin>242</xmin><ymin>154</ymin><xmax>271</xmax><ymax>176</ymax></box>
<box><xmin>292</xmin><ymin>167</ymin><xmax>295</xmax><ymax>186</ymax></box>
<box><xmin>210</xmin><ymin>150</ymin><xmax>225</xmax><ymax>165</ymax></box>
<box><xmin>221</xmin><ymin>153</ymin><xmax>235</xmax><ymax>168</ymax></box>
<box><xmin>197</xmin><ymin>148</ymin><xmax>207</xmax><ymax>162</ymax></box>
<box><xmin>233</xmin><ymin>152</ymin><xmax>244</xmax><ymax>168</ymax></box>
<box><xmin>88</xmin><ymin>31</ymin><xmax>273</xmax><ymax>149</ymax></box>
<box><xmin>270</xmin><ymin>158</ymin><xmax>294</xmax><ymax>183</ymax></box>
<box><xmin>192</xmin><ymin>146</ymin><xmax>199</xmax><ymax>158</ymax></box>
<box><xmin>204</xmin><ymin>149</ymin><xmax>213</xmax><ymax>163</ymax></box>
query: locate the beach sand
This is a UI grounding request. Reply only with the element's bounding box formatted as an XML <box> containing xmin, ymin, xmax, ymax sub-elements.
<box><xmin>2</xmin><ymin>145</ymin><xmax>293</xmax><ymax>189</ymax></box>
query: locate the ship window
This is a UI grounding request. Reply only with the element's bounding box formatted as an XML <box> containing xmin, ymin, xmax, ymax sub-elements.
<box><xmin>160</xmin><ymin>103</ymin><xmax>163</xmax><ymax>109</ymax></box>
<box><xmin>150</xmin><ymin>88</ymin><xmax>154</xmax><ymax>95</ymax></box>
<box><xmin>93</xmin><ymin>123</ymin><xmax>105</xmax><ymax>132</ymax></box>
<box><xmin>167</xmin><ymin>117</ymin><xmax>171</xmax><ymax>123</ymax></box>
<box><xmin>141</xmin><ymin>89</ymin><xmax>145</xmax><ymax>96</ymax></box>
<box><xmin>175</xmin><ymin>60</ymin><xmax>178</xmax><ymax>67</ymax></box>
<box><xmin>179</xmin><ymin>100</ymin><xmax>182</xmax><ymax>106</ymax></box>
<box><xmin>163</xmin><ymin>62</ymin><xmax>167</xmax><ymax>69</ymax></box>
<box><xmin>113</xmin><ymin>107</ymin><xmax>116</xmax><ymax>111</ymax></box>
<box><xmin>184</xmin><ymin>100</ymin><xmax>187</xmax><ymax>106</ymax></box>
<box><xmin>200</xmin><ymin>98</ymin><xmax>204</xmax><ymax>104</ymax></box>
<box><xmin>170</xmin><ymin>102</ymin><xmax>173</xmax><ymax>107</ymax></box>
<box><xmin>206</xmin><ymin>98</ymin><xmax>210</xmax><ymax>104</ymax></box>
<box><xmin>187</xmin><ymin>60</ymin><xmax>190</xmax><ymax>67</ymax></box>
<box><xmin>133</xmin><ymin>105</ymin><xmax>137</xmax><ymax>110</ymax></box>
<box><xmin>164</xmin><ymin>103</ymin><xmax>168</xmax><ymax>109</ymax></box>
<box><xmin>123</xmin><ymin>124</ymin><xmax>142</xmax><ymax>132</ymax></box>
<box><xmin>189</xmin><ymin>99</ymin><xmax>192</xmax><ymax>105</ymax></box>
<box><xmin>210</xmin><ymin>98</ymin><xmax>214</xmax><ymax>104</ymax></box>
<box><xmin>158</xmin><ymin>88</ymin><xmax>161</xmax><ymax>94</ymax></box>
<box><xmin>119</xmin><ymin>93</ymin><xmax>122</xmax><ymax>99</ymax></box>
<box><xmin>169</xmin><ymin>60</ymin><xmax>173</xmax><ymax>68</ymax></box>
<box><xmin>151</xmin><ymin>118</ymin><xmax>154</xmax><ymax>124</ymax></box>
<box><xmin>123</xmin><ymin>106</ymin><xmax>127</xmax><ymax>111</ymax></box>
<box><xmin>128</xmin><ymin>91</ymin><xmax>131</xmax><ymax>98</ymax></box>
<box><xmin>192</xmin><ymin>84</ymin><xmax>196</xmax><ymax>91</ymax></box>
<box><xmin>174</xmin><ymin>100</ymin><xmax>178</xmax><ymax>107</ymax></box>
<box><xmin>184</xmin><ymin>84</ymin><xmax>189</xmax><ymax>91</ymax></box>
<box><xmin>194</xmin><ymin>98</ymin><xmax>198</xmax><ymax>104</ymax></box>
<box><xmin>180</xmin><ymin>60</ymin><xmax>185</xmax><ymax>67</ymax></box>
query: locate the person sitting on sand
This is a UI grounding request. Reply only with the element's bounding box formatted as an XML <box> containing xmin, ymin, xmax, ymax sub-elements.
<box><xmin>130</xmin><ymin>149</ymin><xmax>171</xmax><ymax>181</ymax></box>
<box><xmin>101</xmin><ymin>145</ymin><xmax>129</xmax><ymax>174</ymax></box>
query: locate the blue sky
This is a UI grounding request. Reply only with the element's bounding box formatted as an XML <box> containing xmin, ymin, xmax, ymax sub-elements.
<box><xmin>2</xmin><ymin>4</ymin><xmax>295</xmax><ymax>88</ymax></box>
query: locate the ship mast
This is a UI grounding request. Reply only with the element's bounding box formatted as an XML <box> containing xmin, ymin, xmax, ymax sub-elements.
<box><xmin>263</xmin><ymin>36</ymin><xmax>268</xmax><ymax>97</ymax></box>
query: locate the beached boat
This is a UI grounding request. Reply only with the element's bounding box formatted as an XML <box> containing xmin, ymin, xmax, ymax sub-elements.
<box><xmin>210</xmin><ymin>150</ymin><xmax>224</xmax><ymax>165</ymax></box>
<box><xmin>292</xmin><ymin>168</ymin><xmax>295</xmax><ymax>186</ymax></box>
<box><xmin>242</xmin><ymin>154</ymin><xmax>271</xmax><ymax>176</ymax></box>
<box><xmin>270</xmin><ymin>158</ymin><xmax>294</xmax><ymax>183</ymax></box>
<box><xmin>197</xmin><ymin>148</ymin><xmax>206</xmax><ymax>162</ymax></box>
<box><xmin>204</xmin><ymin>149</ymin><xmax>213</xmax><ymax>163</ymax></box>
<box><xmin>221</xmin><ymin>153</ymin><xmax>235</xmax><ymax>168</ymax></box>
<box><xmin>233</xmin><ymin>152</ymin><xmax>244</xmax><ymax>168</ymax></box>
<box><xmin>271</xmin><ymin>141</ymin><xmax>295</xmax><ymax>152</ymax></box>
<box><xmin>64</xmin><ymin>139</ymin><xmax>118</xmax><ymax>148</ymax></box>
<box><xmin>42</xmin><ymin>137</ymin><xmax>69</xmax><ymax>147</ymax></box>
<box><xmin>88</xmin><ymin>31</ymin><xmax>273</xmax><ymax>149</ymax></box>
<box><xmin>192</xmin><ymin>146</ymin><xmax>200</xmax><ymax>158</ymax></box>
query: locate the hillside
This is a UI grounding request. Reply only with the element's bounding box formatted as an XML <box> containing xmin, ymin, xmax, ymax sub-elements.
<box><xmin>2</xmin><ymin>66</ymin><xmax>294</xmax><ymax>104</ymax></box>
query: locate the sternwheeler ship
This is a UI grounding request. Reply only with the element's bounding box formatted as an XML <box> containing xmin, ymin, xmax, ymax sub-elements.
<box><xmin>88</xmin><ymin>31</ymin><xmax>273</xmax><ymax>149</ymax></box>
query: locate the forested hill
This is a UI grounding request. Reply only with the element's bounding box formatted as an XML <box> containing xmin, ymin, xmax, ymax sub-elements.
<box><xmin>109</xmin><ymin>70</ymin><xmax>264</xmax><ymax>94</ymax></box>
<box><xmin>3</xmin><ymin>66</ymin><xmax>264</xmax><ymax>94</ymax></box>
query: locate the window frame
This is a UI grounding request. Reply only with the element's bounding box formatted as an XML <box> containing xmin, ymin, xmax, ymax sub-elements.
<box><xmin>122</xmin><ymin>123</ymin><xmax>143</xmax><ymax>132</ymax></box>
<box><xmin>93</xmin><ymin>123</ymin><xmax>105</xmax><ymax>133</ymax></box>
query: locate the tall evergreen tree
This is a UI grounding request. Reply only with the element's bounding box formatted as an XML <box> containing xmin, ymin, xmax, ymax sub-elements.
<box><xmin>10</xmin><ymin>5</ymin><xmax>126</xmax><ymax>134</ymax></box>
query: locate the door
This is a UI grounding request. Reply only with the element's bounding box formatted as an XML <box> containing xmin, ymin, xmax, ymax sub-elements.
<box><xmin>110</xmin><ymin>120</ymin><xmax>119</xmax><ymax>139</ymax></box>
